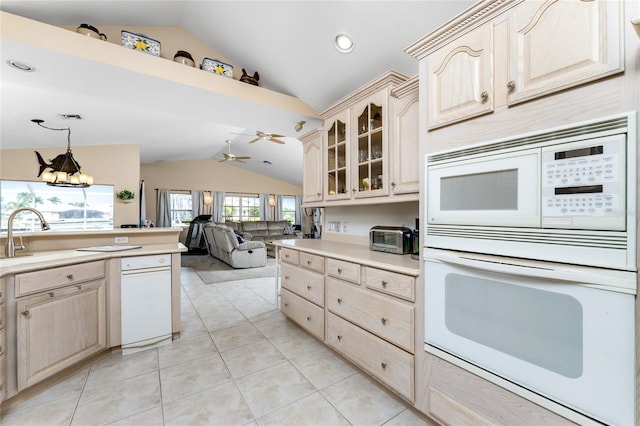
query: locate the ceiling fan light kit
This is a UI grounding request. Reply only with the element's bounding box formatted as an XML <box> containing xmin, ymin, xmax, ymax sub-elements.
<box><xmin>219</xmin><ymin>139</ymin><xmax>251</xmax><ymax>163</ymax></box>
<box><xmin>249</xmin><ymin>130</ymin><xmax>286</xmax><ymax>144</ymax></box>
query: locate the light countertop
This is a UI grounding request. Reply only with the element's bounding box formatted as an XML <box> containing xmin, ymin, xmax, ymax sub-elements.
<box><xmin>275</xmin><ymin>239</ymin><xmax>420</xmax><ymax>276</ymax></box>
<box><xmin>0</xmin><ymin>243</ymin><xmax>187</xmax><ymax>277</ymax></box>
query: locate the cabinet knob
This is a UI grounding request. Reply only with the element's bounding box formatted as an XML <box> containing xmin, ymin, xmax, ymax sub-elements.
<box><xmin>381</xmin><ymin>280</ymin><xmax>388</xmax><ymax>288</ymax></box>
<box><xmin>317</xmin><ymin>192</ymin><xmax>321</xmax><ymax>197</ymax></box>
<box><xmin>307</xmin><ymin>260</ymin><xmax>312</xmax><ymax>265</ymax></box>
<box><xmin>306</xmin><ymin>316</ymin><xmax>311</xmax><ymax>321</ymax></box>
<box><xmin>480</xmin><ymin>91</ymin><xmax>489</xmax><ymax>102</ymax></box>
<box><xmin>284</xmin><ymin>302</ymin><xmax>289</xmax><ymax>307</ymax></box>
<box><xmin>337</xmin><ymin>268</ymin><xmax>343</xmax><ymax>274</ymax></box>
<box><xmin>391</xmin><ymin>182</ymin><xmax>396</xmax><ymax>188</ymax></box>
<box><xmin>507</xmin><ymin>80</ymin><xmax>516</xmax><ymax>91</ymax></box>
<box><xmin>21</xmin><ymin>310</ymin><xmax>30</xmax><ymax>316</ymax></box>
<box><xmin>307</xmin><ymin>285</ymin><xmax>312</xmax><ymax>290</ymax></box>
<box><xmin>381</xmin><ymin>362</ymin><xmax>388</xmax><ymax>369</ymax></box>
<box><xmin>381</xmin><ymin>317</ymin><xmax>388</xmax><ymax>325</ymax></box>
<box><xmin>285</xmin><ymin>254</ymin><xmax>289</xmax><ymax>258</ymax></box>
<box><xmin>337</xmin><ymin>335</ymin><xmax>343</xmax><ymax>341</ymax></box>
<box><xmin>66</xmin><ymin>274</ymin><xmax>74</xmax><ymax>280</ymax></box>
<box><xmin>284</xmin><ymin>275</ymin><xmax>290</xmax><ymax>280</ymax></box>
<box><xmin>337</xmin><ymin>298</ymin><xmax>342</xmax><ymax>304</ymax></box>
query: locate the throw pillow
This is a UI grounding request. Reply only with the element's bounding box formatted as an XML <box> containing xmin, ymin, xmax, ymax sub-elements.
<box><xmin>233</xmin><ymin>229</ymin><xmax>245</xmax><ymax>243</ymax></box>
<box><xmin>283</xmin><ymin>224</ymin><xmax>295</xmax><ymax>235</ymax></box>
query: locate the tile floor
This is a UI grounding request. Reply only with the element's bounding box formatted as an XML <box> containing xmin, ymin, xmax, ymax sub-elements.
<box><xmin>1</xmin><ymin>255</ymin><xmax>432</xmax><ymax>426</ymax></box>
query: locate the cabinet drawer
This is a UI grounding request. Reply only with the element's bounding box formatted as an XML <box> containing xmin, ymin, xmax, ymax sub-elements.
<box><xmin>363</xmin><ymin>267</ymin><xmax>415</xmax><ymax>302</ymax></box>
<box><xmin>15</xmin><ymin>260</ymin><xmax>105</xmax><ymax>297</ymax></box>
<box><xmin>326</xmin><ymin>258</ymin><xmax>360</xmax><ymax>283</ymax></box>
<box><xmin>327</xmin><ymin>312</ymin><xmax>414</xmax><ymax>401</ymax></box>
<box><xmin>281</xmin><ymin>288</ymin><xmax>324</xmax><ymax>340</ymax></box>
<box><xmin>280</xmin><ymin>248</ymin><xmax>299</xmax><ymax>265</ymax></box>
<box><xmin>299</xmin><ymin>252</ymin><xmax>325</xmax><ymax>274</ymax></box>
<box><xmin>327</xmin><ymin>277</ymin><xmax>414</xmax><ymax>353</ymax></box>
<box><xmin>281</xmin><ymin>264</ymin><xmax>324</xmax><ymax>307</ymax></box>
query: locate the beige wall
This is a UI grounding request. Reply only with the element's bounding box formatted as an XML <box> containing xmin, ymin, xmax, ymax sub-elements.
<box><xmin>0</xmin><ymin>144</ymin><xmax>140</xmax><ymax>227</ymax></box>
<box><xmin>140</xmin><ymin>158</ymin><xmax>302</xmax><ymax>223</ymax></box>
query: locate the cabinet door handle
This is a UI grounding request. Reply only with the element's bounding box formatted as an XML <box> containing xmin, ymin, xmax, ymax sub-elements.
<box><xmin>66</xmin><ymin>274</ymin><xmax>74</xmax><ymax>280</ymax></box>
<box><xmin>381</xmin><ymin>280</ymin><xmax>388</xmax><ymax>288</ymax></box>
<box><xmin>21</xmin><ymin>310</ymin><xmax>30</xmax><ymax>316</ymax></box>
<box><xmin>507</xmin><ymin>80</ymin><xmax>516</xmax><ymax>91</ymax></box>
<box><xmin>480</xmin><ymin>91</ymin><xmax>489</xmax><ymax>102</ymax></box>
<box><xmin>381</xmin><ymin>317</ymin><xmax>388</xmax><ymax>325</ymax></box>
<box><xmin>381</xmin><ymin>362</ymin><xmax>387</xmax><ymax>369</ymax></box>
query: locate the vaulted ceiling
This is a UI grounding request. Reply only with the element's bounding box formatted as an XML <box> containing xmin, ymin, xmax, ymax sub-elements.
<box><xmin>0</xmin><ymin>1</ymin><xmax>475</xmax><ymax>186</ymax></box>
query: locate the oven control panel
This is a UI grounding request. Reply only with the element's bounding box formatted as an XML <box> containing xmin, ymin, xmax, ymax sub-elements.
<box><xmin>541</xmin><ymin>134</ymin><xmax>626</xmax><ymax>230</ymax></box>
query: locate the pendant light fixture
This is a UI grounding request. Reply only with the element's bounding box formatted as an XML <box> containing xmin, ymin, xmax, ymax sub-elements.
<box><xmin>32</xmin><ymin>119</ymin><xmax>94</xmax><ymax>187</ymax></box>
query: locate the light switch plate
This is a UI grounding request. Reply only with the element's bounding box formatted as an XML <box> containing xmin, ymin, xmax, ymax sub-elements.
<box><xmin>115</xmin><ymin>236</ymin><xmax>129</xmax><ymax>244</ymax></box>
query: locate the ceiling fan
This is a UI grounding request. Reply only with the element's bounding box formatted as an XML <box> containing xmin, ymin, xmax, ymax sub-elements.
<box><xmin>218</xmin><ymin>140</ymin><xmax>251</xmax><ymax>163</ymax></box>
<box><xmin>236</xmin><ymin>130</ymin><xmax>286</xmax><ymax>144</ymax></box>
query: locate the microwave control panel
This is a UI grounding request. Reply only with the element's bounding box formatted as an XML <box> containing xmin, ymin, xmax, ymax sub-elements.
<box><xmin>541</xmin><ymin>134</ymin><xmax>625</xmax><ymax>230</ymax></box>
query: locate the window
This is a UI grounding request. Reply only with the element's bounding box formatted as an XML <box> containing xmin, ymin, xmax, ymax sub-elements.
<box><xmin>170</xmin><ymin>192</ymin><xmax>192</xmax><ymax>225</ymax></box>
<box><xmin>1</xmin><ymin>180</ymin><xmax>114</xmax><ymax>231</ymax></box>
<box><xmin>281</xmin><ymin>196</ymin><xmax>296</xmax><ymax>223</ymax></box>
<box><xmin>224</xmin><ymin>194</ymin><xmax>260</xmax><ymax>222</ymax></box>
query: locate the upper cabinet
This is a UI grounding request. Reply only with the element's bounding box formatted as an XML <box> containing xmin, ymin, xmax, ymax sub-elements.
<box><xmin>300</xmin><ymin>129</ymin><xmax>323</xmax><ymax>203</ymax></box>
<box><xmin>390</xmin><ymin>76</ymin><xmax>420</xmax><ymax>195</ymax></box>
<box><xmin>507</xmin><ymin>0</ymin><xmax>623</xmax><ymax>105</ymax></box>
<box><xmin>325</xmin><ymin>109</ymin><xmax>350</xmax><ymax>201</ymax></box>
<box><xmin>409</xmin><ymin>0</ymin><xmax>624</xmax><ymax>130</ymax></box>
<box><xmin>426</xmin><ymin>23</ymin><xmax>494</xmax><ymax>129</ymax></box>
<box><xmin>314</xmin><ymin>71</ymin><xmax>417</xmax><ymax>206</ymax></box>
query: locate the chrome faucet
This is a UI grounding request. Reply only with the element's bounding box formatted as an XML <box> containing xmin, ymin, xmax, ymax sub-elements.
<box><xmin>6</xmin><ymin>207</ymin><xmax>51</xmax><ymax>258</ymax></box>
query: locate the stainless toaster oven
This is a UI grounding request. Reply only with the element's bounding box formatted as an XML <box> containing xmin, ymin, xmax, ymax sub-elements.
<box><xmin>369</xmin><ymin>226</ymin><xmax>413</xmax><ymax>254</ymax></box>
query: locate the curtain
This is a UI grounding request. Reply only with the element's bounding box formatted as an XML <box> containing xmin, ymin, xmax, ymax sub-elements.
<box><xmin>212</xmin><ymin>191</ymin><xmax>225</xmax><ymax>223</ymax></box>
<box><xmin>295</xmin><ymin>195</ymin><xmax>303</xmax><ymax>226</ymax></box>
<box><xmin>156</xmin><ymin>188</ymin><xmax>172</xmax><ymax>227</ymax></box>
<box><xmin>192</xmin><ymin>190</ymin><xmax>204</xmax><ymax>218</ymax></box>
<box><xmin>139</xmin><ymin>180</ymin><xmax>146</xmax><ymax>227</ymax></box>
<box><xmin>275</xmin><ymin>195</ymin><xmax>283</xmax><ymax>221</ymax></box>
<box><xmin>259</xmin><ymin>193</ymin><xmax>271</xmax><ymax>220</ymax></box>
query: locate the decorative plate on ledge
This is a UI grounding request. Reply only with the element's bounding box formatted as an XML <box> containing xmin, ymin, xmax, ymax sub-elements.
<box><xmin>202</xmin><ymin>58</ymin><xmax>233</xmax><ymax>78</ymax></box>
<box><xmin>121</xmin><ymin>30</ymin><xmax>161</xmax><ymax>56</ymax></box>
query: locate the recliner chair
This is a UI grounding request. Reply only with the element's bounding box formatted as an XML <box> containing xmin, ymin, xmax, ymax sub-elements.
<box><xmin>203</xmin><ymin>224</ymin><xmax>266</xmax><ymax>268</ymax></box>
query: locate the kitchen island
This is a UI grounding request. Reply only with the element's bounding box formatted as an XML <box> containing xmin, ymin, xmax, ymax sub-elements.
<box><xmin>0</xmin><ymin>227</ymin><xmax>186</xmax><ymax>405</ymax></box>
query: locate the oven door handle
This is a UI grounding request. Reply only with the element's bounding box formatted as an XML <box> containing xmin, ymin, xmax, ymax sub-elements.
<box><xmin>425</xmin><ymin>249</ymin><xmax>636</xmax><ymax>294</ymax></box>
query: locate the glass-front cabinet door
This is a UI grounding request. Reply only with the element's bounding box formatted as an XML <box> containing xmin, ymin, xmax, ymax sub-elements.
<box><xmin>325</xmin><ymin>110</ymin><xmax>350</xmax><ymax>200</ymax></box>
<box><xmin>353</xmin><ymin>93</ymin><xmax>388</xmax><ymax>198</ymax></box>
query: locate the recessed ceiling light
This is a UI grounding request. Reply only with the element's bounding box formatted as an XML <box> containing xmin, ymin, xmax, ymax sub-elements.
<box><xmin>7</xmin><ymin>60</ymin><xmax>35</xmax><ymax>72</ymax></box>
<box><xmin>334</xmin><ymin>33</ymin><xmax>354</xmax><ymax>54</ymax></box>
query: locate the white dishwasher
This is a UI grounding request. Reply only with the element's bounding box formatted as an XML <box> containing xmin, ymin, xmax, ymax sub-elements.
<box><xmin>121</xmin><ymin>254</ymin><xmax>172</xmax><ymax>353</ymax></box>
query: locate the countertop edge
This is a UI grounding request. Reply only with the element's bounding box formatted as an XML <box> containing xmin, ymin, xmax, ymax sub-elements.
<box><xmin>0</xmin><ymin>243</ymin><xmax>187</xmax><ymax>277</ymax></box>
<box><xmin>274</xmin><ymin>239</ymin><xmax>420</xmax><ymax>276</ymax></box>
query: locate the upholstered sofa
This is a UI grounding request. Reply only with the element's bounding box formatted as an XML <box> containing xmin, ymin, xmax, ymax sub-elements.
<box><xmin>203</xmin><ymin>224</ymin><xmax>266</xmax><ymax>268</ymax></box>
<box><xmin>222</xmin><ymin>220</ymin><xmax>296</xmax><ymax>242</ymax></box>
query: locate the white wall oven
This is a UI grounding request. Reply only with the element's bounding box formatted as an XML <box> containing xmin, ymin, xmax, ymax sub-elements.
<box><xmin>424</xmin><ymin>113</ymin><xmax>637</xmax><ymax>425</ymax></box>
<box><xmin>426</xmin><ymin>112</ymin><xmax>636</xmax><ymax>271</ymax></box>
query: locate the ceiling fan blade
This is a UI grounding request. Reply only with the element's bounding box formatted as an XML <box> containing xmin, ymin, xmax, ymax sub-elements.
<box><xmin>269</xmin><ymin>137</ymin><xmax>286</xmax><ymax>144</ymax></box>
<box><xmin>248</xmin><ymin>137</ymin><xmax>260</xmax><ymax>144</ymax></box>
<box><xmin>235</xmin><ymin>156</ymin><xmax>251</xmax><ymax>160</ymax></box>
<box><xmin>269</xmin><ymin>133</ymin><xmax>285</xmax><ymax>138</ymax></box>
<box><xmin>218</xmin><ymin>158</ymin><xmax>228</xmax><ymax>162</ymax></box>
<box><xmin>235</xmin><ymin>159</ymin><xmax>247</xmax><ymax>163</ymax></box>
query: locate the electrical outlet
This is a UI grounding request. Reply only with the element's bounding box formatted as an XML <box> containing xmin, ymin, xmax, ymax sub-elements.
<box><xmin>115</xmin><ymin>236</ymin><xmax>128</xmax><ymax>244</ymax></box>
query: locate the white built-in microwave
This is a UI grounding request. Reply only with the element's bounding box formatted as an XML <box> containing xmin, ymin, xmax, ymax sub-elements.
<box><xmin>425</xmin><ymin>112</ymin><xmax>636</xmax><ymax>271</ymax></box>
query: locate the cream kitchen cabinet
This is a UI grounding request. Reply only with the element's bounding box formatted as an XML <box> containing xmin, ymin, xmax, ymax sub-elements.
<box><xmin>324</xmin><ymin>109</ymin><xmax>350</xmax><ymax>201</ymax></box>
<box><xmin>319</xmin><ymin>71</ymin><xmax>408</xmax><ymax>204</ymax></box>
<box><xmin>389</xmin><ymin>76</ymin><xmax>420</xmax><ymax>195</ymax></box>
<box><xmin>416</xmin><ymin>0</ymin><xmax>624</xmax><ymax>130</ymax></box>
<box><xmin>300</xmin><ymin>128</ymin><xmax>323</xmax><ymax>204</ymax></box>
<box><xmin>425</xmin><ymin>21</ymin><xmax>494</xmax><ymax>130</ymax></box>
<box><xmin>280</xmin><ymin>247</ymin><xmax>325</xmax><ymax>340</ymax></box>
<box><xmin>325</xmin><ymin>262</ymin><xmax>416</xmax><ymax>402</ymax></box>
<box><xmin>14</xmin><ymin>261</ymin><xmax>107</xmax><ymax>391</ymax></box>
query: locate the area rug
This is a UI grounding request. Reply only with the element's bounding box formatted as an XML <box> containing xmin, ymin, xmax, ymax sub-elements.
<box><xmin>182</xmin><ymin>254</ymin><xmax>277</xmax><ymax>284</ymax></box>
